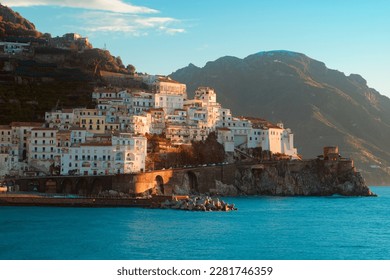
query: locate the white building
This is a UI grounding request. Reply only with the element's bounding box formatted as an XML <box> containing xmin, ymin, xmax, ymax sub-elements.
<box><xmin>0</xmin><ymin>125</ymin><xmax>21</xmax><ymax>176</ymax></box>
<box><xmin>61</xmin><ymin>142</ymin><xmax>113</xmax><ymax>176</ymax></box>
<box><xmin>128</xmin><ymin>92</ymin><xmax>154</xmax><ymax>115</ymax></box>
<box><xmin>28</xmin><ymin>128</ymin><xmax>59</xmax><ymax>174</ymax></box>
<box><xmin>0</xmin><ymin>125</ymin><xmax>12</xmax><ymax>146</ymax></box>
<box><xmin>112</xmin><ymin>133</ymin><xmax>147</xmax><ymax>173</ymax></box>
<box><xmin>10</xmin><ymin>122</ymin><xmax>44</xmax><ymax>161</ymax></box>
<box><xmin>0</xmin><ymin>42</ymin><xmax>30</xmax><ymax>54</ymax></box>
<box><xmin>0</xmin><ymin>145</ymin><xmax>19</xmax><ymax>177</ymax></box>
<box><xmin>45</xmin><ymin>109</ymin><xmax>74</xmax><ymax>129</ymax></box>
<box><xmin>60</xmin><ymin>133</ymin><xmax>146</xmax><ymax>176</ymax></box>
<box><xmin>217</xmin><ymin>127</ymin><xmax>235</xmax><ymax>152</ymax></box>
<box><xmin>142</xmin><ymin>75</ymin><xmax>187</xmax><ymax>114</ymax></box>
<box><xmin>146</xmin><ymin>108</ymin><xmax>165</xmax><ymax>135</ymax></box>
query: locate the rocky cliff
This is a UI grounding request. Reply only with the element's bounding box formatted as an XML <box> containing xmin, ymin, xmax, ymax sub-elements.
<box><xmin>215</xmin><ymin>159</ymin><xmax>374</xmax><ymax>196</ymax></box>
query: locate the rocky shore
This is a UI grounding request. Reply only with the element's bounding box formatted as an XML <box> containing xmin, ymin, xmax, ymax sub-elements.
<box><xmin>212</xmin><ymin>159</ymin><xmax>376</xmax><ymax>197</ymax></box>
<box><xmin>156</xmin><ymin>196</ymin><xmax>237</xmax><ymax>212</ymax></box>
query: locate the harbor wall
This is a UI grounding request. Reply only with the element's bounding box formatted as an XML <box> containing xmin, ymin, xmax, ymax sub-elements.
<box><xmin>4</xmin><ymin>159</ymin><xmax>373</xmax><ymax>197</ymax></box>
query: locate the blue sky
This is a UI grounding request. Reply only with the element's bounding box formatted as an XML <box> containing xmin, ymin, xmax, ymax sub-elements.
<box><xmin>4</xmin><ymin>0</ymin><xmax>390</xmax><ymax>97</ymax></box>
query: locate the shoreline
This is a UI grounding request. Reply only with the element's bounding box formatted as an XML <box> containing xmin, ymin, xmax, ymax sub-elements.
<box><xmin>0</xmin><ymin>193</ymin><xmax>176</xmax><ymax>208</ymax></box>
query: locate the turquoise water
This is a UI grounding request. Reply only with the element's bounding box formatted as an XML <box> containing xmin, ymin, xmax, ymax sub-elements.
<box><xmin>0</xmin><ymin>187</ymin><xmax>389</xmax><ymax>260</ymax></box>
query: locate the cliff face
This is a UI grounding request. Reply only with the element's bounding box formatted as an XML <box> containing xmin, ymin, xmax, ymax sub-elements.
<box><xmin>216</xmin><ymin>160</ymin><xmax>374</xmax><ymax>196</ymax></box>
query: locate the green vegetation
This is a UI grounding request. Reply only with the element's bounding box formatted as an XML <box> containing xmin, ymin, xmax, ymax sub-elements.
<box><xmin>0</xmin><ymin>81</ymin><xmax>94</xmax><ymax>124</ymax></box>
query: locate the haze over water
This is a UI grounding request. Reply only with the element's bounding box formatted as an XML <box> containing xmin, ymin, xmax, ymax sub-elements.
<box><xmin>0</xmin><ymin>187</ymin><xmax>389</xmax><ymax>260</ymax></box>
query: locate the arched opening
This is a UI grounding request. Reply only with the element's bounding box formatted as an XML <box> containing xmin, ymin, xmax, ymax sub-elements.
<box><xmin>126</xmin><ymin>152</ymin><xmax>135</xmax><ymax>161</ymax></box>
<box><xmin>76</xmin><ymin>178</ymin><xmax>88</xmax><ymax>196</ymax></box>
<box><xmin>155</xmin><ymin>175</ymin><xmax>164</xmax><ymax>195</ymax></box>
<box><xmin>91</xmin><ymin>178</ymin><xmax>104</xmax><ymax>195</ymax></box>
<box><xmin>28</xmin><ymin>179</ymin><xmax>40</xmax><ymax>192</ymax></box>
<box><xmin>45</xmin><ymin>179</ymin><xmax>57</xmax><ymax>193</ymax></box>
<box><xmin>187</xmin><ymin>171</ymin><xmax>198</xmax><ymax>193</ymax></box>
<box><xmin>61</xmin><ymin>179</ymin><xmax>74</xmax><ymax>194</ymax></box>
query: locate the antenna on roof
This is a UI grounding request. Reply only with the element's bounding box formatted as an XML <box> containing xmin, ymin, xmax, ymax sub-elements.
<box><xmin>54</xmin><ymin>99</ymin><xmax>60</xmax><ymax>111</ymax></box>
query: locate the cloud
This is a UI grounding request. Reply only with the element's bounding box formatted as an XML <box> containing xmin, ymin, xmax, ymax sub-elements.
<box><xmin>75</xmin><ymin>11</ymin><xmax>185</xmax><ymax>36</ymax></box>
<box><xmin>2</xmin><ymin>0</ymin><xmax>157</xmax><ymax>14</ymax></box>
<box><xmin>4</xmin><ymin>0</ymin><xmax>186</xmax><ymax>36</ymax></box>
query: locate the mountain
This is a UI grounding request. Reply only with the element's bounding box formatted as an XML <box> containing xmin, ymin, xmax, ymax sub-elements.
<box><xmin>171</xmin><ymin>50</ymin><xmax>390</xmax><ymax>185</ymax></box>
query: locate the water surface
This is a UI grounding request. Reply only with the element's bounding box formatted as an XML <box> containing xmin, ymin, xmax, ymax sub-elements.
<box><xmin>0</xmin><ymin>187</ymin><xmax>389</xmax><ymax>260</ymax></box>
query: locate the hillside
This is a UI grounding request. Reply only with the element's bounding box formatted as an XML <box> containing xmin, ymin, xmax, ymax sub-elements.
<box><xmin>0</xmin><ymin>3</ymin><xmax>41</xmax><ymax>38</ymax></box>
<box><xmin>171</xmin><ymin>51</ymin><xmax>390</xmax><ymax>185</ymax></box>
<box><xmin>0</xmin><ymin>4</ymin><xmax>140</xmax><ymax>123</ymax></box>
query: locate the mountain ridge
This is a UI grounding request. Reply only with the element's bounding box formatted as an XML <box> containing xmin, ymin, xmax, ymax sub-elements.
<box><xmin>171</xmin><ymin>50</ymin><xmax>390</xmax><ymax>184</ymax></box>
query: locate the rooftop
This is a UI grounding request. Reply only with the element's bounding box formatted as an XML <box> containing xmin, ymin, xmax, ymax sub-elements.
<box><xmin>10</xmin><ymin>122</ymin><xmax>44</xmax><ymax>127</ymax></box>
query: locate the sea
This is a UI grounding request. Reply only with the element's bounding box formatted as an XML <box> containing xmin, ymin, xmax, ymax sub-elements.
<box><xmin>0</xmin><ymin>186</ymin><xmax>389</xmax><ymax>260</ymax></box>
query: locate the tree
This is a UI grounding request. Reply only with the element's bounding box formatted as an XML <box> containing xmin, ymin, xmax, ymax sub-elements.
<box><xmin>126</xmin><ymin>64</ymin><xmax>136</xmax><ymax>75</ymax></box>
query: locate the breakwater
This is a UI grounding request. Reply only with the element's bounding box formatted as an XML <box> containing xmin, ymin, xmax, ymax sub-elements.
<box><xmin>156</xmin><ymin>196</ymin><xmax>237</xmax><ymax>211</ymax></box>
<box><xmin>0</xmin><ymin>193</ymin><xmax>237</xmax><ymax>211</ymax></box>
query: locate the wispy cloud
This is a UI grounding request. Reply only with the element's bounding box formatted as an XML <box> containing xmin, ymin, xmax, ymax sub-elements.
<box><xmin>3</xmin><ymin>0</ymin><xmax>157</xmax><ymax>14</ymax></box>
<box><xmin>3</xmin><ymin>0</ymin><xmax>186</xmax><ymax>36</ymax></box>
<box><xmin>75</xmin><ymin>11</ymin><xmax>185</xmax><ymax>36</ymax></box>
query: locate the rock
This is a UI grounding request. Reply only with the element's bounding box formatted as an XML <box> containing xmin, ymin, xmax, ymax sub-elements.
<box><xmin>108</xmin><ymin>190</ymin><xmax>118</xmax><ymax>196</ymax></box>
<box><xmin>157</xmin><ymin>195</ymin><xmax>237</xmax><ymax>211</ymax></box>
<box><xmin>214</xmin><ymin>180</ymin><xmax>238</xmax><ymax>196</ymax></box>
<box><xmin>233</xmin><ymin>160</ymin><xmax>374</xmax><ymax>196</ymax></box>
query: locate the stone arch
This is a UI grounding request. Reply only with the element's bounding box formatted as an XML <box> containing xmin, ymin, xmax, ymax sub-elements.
<box><xmin>155</xmin><ymin>175</ymin><xmax>164</xmax><ymax>195</ymax></box>
<box><xmin>60</xmin><ymin>178</ymin><xmax>74</xmax><ymax>194</ymax></box>
<box><xmin>91</xmin><ymin>178</ymin><xmax>104</xmax><ymax>195</ymax></box>
<box><xmin>126</xmin><ymin>152</ymin><xmax>135</xmax><ymax>161</ymax></box>
<box><xmin>76</xmin><ymin>178</ymin><xmax>88</xmax><ymax>196</ymax></box>
<box><xmin>28</xmin><ymin>179</ymin><xmax>41</xmax><ymax>192</ymax></box>
<box><xmin>45</xmin><ymin>179</ymin><xmax>57</xmax><ymax>193</ymax></box>
<box><xmin>186</xmin><ymin>171</ymin><xmax>199</xmax><ymax>193</ymax></box>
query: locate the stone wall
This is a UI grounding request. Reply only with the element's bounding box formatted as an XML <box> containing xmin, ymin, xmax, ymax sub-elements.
<box><xmin>11</xmin><ymin>160</ymin><xmax>373</xmax><ymax>197</ymax></box>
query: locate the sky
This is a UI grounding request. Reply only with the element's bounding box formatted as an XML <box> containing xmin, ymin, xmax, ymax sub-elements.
<box><xmin>3</xmin><ymin>0</ymin><xmax>390</xmax><ymax>97</ymax></box>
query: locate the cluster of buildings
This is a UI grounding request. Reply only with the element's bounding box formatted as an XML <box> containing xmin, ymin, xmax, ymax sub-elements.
<box><xmin>0</xmin><ymin>33</ymin><xmax>91</xmax><ymax>55</ymax></box>
<box><xmin>0</xmin><ymin>75</ymin><xmax>298</xmax><ymax>178</ymax></box>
